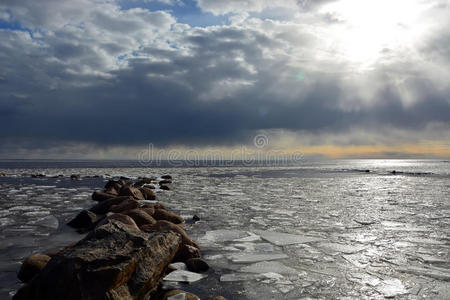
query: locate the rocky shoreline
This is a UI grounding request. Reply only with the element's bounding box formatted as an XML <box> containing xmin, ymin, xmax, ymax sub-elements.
<box><xmin>13</xmin><ymin>175</ymin><xmax>223</xmax><ymax>300</ymax></box>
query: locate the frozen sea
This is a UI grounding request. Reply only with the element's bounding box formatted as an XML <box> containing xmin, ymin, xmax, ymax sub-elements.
<box><xmin>0</xmin><ymin>159</ymin><xmax>449</xmax><ymax>299</ymax></box>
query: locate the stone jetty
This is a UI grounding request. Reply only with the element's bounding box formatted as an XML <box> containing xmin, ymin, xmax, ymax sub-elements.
<box><xmin>14</xmin><ymin>175</ymin><xmax>223</xmax><ymax>300</ymax></box>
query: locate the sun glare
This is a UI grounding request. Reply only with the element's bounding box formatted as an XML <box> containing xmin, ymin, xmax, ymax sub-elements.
<box><xmin>320</xmin><ymin>0</ymin><xmax>431</xmax><ymax>68</ymax></box>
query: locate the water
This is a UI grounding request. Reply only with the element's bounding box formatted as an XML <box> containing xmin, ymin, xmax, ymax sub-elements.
<box><xmin>0</xmin><ymin>159</ymin><xmax>449</xmax><ymax>299</ymax></box>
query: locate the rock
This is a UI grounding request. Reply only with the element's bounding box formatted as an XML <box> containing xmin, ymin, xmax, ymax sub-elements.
<box><xmin>211</xmin><ymin>297</ymin><xmax>227</xmax><ymax>300</ymax></box>
<box><xmin>104</xmin><ymin>187</ymin><xmax>119</xmax><ymax>196</ymax></box>
<box><xmin>160</xmin><ymin>185</ymin><xmax>171</xmax><ymax>191</ymax></box>
<box><xmin>70</xmin><ymin>174</ymin><xmax>81</xmax><ymax>180</ymax></box>
<box><xmin>0</xmin><ymin>172</ymin><xmax>5</xmax><ymax>176</ymax></box>
<box><xmin>91</xmin><ymin>191</ymin><xmax>116</xmax><ymax>202</ymax></box>
<box><xmin>139</xmin><ymin>187</ymin><xmax>156</xmax><ymax>200</ymax></box>
<box><xmin>141</xmin><ymin>206</ymin><xmax>155</xmax><ymax>217</ymax></box>
<box><xmin>119</xmin><ymin>186</ymin><xmax>145</xmax><ymax>200</ymax></box>
<box><xmin>123</xmin><ymin>209</ymin><xmax>156</xmax><ymax>227</ymax></box>
<box><xmin>192</xmin><ymin>215</ymin><xmax>200</xmax><ymax>222</ymax></box>
<box><xmin>140</xmin><ymin>177</ymin><xmax>154</xmax><ymax>184</ymax></box>
<box><xmin>141</xmin><ymin>220</ymin><xmax>199</xmax><ymax>251</ymax></box>
<box><xmin>67</xmin><ymin>210</ymin><xmax>101</xmax><ymax>230</ymax></box>
<box><xmin>159</xmin><ymin>179</ymin><xmax>172</xmax><ymax>185</ymax></box>
<box><xmin>89</xmin><ymin>196</ymin><xmax>132</xmax><ymax>214</ymax></box>
<box><xmin>161</xmin><ymin>175</ymin><xmax>172</xmax><ymax>180</ymax></box>
<box><xmin>143</xmin><ymin>203</ymin><xmax>167</xmax><ymax>210</ymax></box>
<box><xmin>153</xmin><ymin>209</ymin><xmax>184</xmax><ymax>224</ymax></box>
<box><xmin>13</xmin><ymin>220</ymin><xmax>182</xmax><ymax>300</ymax></box>
<box><xmin>185</xmin><ymin>258</ymin><xmax>209</xmax><ymax>273</ymax></box>
<box><xmin>162</xmin><ymin>289</ymin><xmax>199</xmax><ymax>300</ymax></box>
<box><xmin>18</xmin><ymin>254</ymin><xmax>51</xmax><ymax>283</ymax></box>
<box><xmin>96</xmin><ymin>213</ymin><xmax>140</xmax><ymax>231</ymax></box>
<box><xmin>31</xmin><ymin>174</ymin><xmax>46</xmax><ymax>178</ymax></box>
<box><xmin>174</xmin><ymin>244</ymin><xmax>201</xmax><ymax>262</ymax></box>
<box><xmin>104</xmin><ymin>180</ymin><xmax>122</xmax><ymax>191</ymax></box>
<box><xmin>109</xmin><ymin>199</ymin><xmax>140</xmax><ymax>213</ymax></box>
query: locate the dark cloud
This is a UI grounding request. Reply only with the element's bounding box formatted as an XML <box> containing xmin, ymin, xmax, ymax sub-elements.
<box><xmin>0</xmin><ymin>0</ymin><xmax>449</xmax><ymax>156</ymax></box>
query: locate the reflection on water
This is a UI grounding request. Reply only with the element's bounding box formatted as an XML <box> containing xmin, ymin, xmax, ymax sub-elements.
<box><xmin>0</xmin><ymin>160</ymin><xmax>449</xmax><ymax>299</ymax></box>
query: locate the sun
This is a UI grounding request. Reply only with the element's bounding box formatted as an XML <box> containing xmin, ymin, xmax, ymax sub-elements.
<box><xmin>319</xmin><ymin>0</ymin><xmax>432</xmax><ymax>68</ymax></box>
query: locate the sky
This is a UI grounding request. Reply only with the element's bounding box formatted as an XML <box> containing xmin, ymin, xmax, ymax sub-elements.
<box><xmin>0</xmin><ymin>0</ymin><xmax>449</xmax><ymax>159</ymax></box>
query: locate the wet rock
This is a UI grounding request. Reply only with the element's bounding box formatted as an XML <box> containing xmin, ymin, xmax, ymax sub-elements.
<box><xmin>67</xmin><ymin>210</ymin><xmax>101</xmax><ymax>230</ymax></box>
<box><xmin>211</xmin><ymin>297</ymin><xmax>227</xmax><ymax>300</ymax></box>
<box><xmin>159</xmin><ymin>179</ymin><xmax>172</xmax><ymax>185</ymax></box>
<box><xmin>89</xmin><ymin>196</ymin><xmax>132</xmax><ymax>214</ymax></box>
<box><xmin>18</xmin><ymin>254</ymin><xmax>51</xmax><ymax>283</ymax></box>
<box><xmin>141</xmin><ymin>206</ymin><xmax>155</xmax><ymax>217</ymax></box>
<box><xmin>162</xmin><ymin>290</ymin><xmax>200</xmax><ymax>300</ymax></box>
<box><xmin>91</xmin><ymin>191</ymin><xmax>116</xmax><ymax>202</ymax></box>
<box><xmin>96</xmin><ymin>213</ymin><xmax>140</xmax><ymax>231</ymax></box>
<box><xmin>153</xmin><ymin>209</ymin><xmax>184</xmax><ymax>224</ymax></box>
<box><xmin>120</xmin><ymin>186</ymin><xmax>145</xmax><ymax>200</ymax></box>
<box><xmin>70</xmin><ymin>174</ymin><xmax>81</xmax><ymax>180</ymax></box>
<box><xmin>141</xmin><ymin>220</ymin><xmax>198</xmax><ymax>249</ymax></box>
<box><xmin>161</xmin><ymin>175</ymin><xmax>172</xmax><ymax>180</ymax></box>
<box><xmin>174</xmin><ymin>244</ymin><xmax>201</xmax><ymax>262</ymax></box>
<box><xmin>31</xmin><ymin>174</ymin><xmax>46</xmax><ymax>178</ymax></box>
<box><xmin>160</xmin><ymin>185</ymin><xmax>171</xmax><ymax>191</ymax></box>
<box><xmin>104</xmin><ymin>187</ymin><xmax>119</xmax><ymax>196</ymax></box>
<box><xmin>104</xmin><ymin>180</ymin><xmax>122</xmax><ymax>191</ymax></box>
<box><xmin>0</xmin><ymin>172</ymin><xmax>6</xmax><ymax>176</ymax></box>
<box><xmin>143</xmin><ymin>203</ymin><xmax>167</xmax><ymax>210</ymax></box>
<box><xmin>123</xmin><ymin>209</ymin><xmax>156</xmax><ymax>227</ymax></box>
<box><xmin>139</xmin><ymin>186</ymin><xmax>156</xmax><ymax>200</ymax></box>
<box><xmin>192</xmin><ymin>215</ymin><xmax>200</xmax><ymax>222</ymax></box>
<box><xmin>185</xmin><ymin>258</ymin><xmax>209</xmax><ymax>273</ymax></box>
<box><xmin>109</xmin><ymin>199</ymin><xmax>140</xmax><ymax>213</ymax></box>
<box><xmin>13</xmin><ymin>220</ymin><xmax>182</xmax><ymax>300</ymax></box>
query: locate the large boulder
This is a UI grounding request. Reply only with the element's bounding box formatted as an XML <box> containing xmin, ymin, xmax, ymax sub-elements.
<box><xmin>141</xmin><ymin>220</ymin><xmax>199</xmax><ymax>249</ymax></box>
<box><xmin>13</xmin><ymin>220</ymin><xmax>182</xmax><ymax>300</ymax></box>
<box><xmin>91</xmin><ymin>191</ymin><xmax>116</xmax><ymax>202</ymax></box>
<box><xmin>123</xmin><ymin>209</ymin><xmax>156</xmax><ymax>227</ymax></box>
<box><xmin>162</xmin><ymin>290</ymin><xmax>199</xmax><ymax>300</ymax></box>
<box><xmin>119</xmin><ymin>186</ymin><xmax>145</xmax><ymax>200</ymax></box>
<box><xmin>18</xmin><ymin>254</ymin><xmax>51</xmax><ymax>283</ymax></box>
<box><xmin>67</xmin><ymin>210</ymin><xmax>101</xmax><ymax>231</ymax></box>
<box><xmin>96</xmin><ymin>213</ymin><xmax>140</xmax><ymax>231</ymax></box>
<box><xmin>89</xmin><ymin>196</ymin><xmax>132</xmax><ymax>214</ymax></box>
<box><xmin>109</xmin><ymin>199</ymin><xmax>140</xmax><ymax>213</ymax></box>
<box><xmin>185</xmin><ymin>258</ymin><xmax>209</xmax><ymax>273</ymax></box>
<box><xmin>139</xmin><ymin>187</ymin><xmax>156</xmax><ymax>200</ymax></box>
<box><xmin>153</xmin><ymin>209</ymin><xmax>184</xmax><ymax>224</ymax></box>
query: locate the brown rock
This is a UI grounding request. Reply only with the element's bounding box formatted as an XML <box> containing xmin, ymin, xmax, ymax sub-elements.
<box><xmin>67</xmin><ymin>210</ymin><xmax>101</xmax><ymax>230</ymax></box>
<box><xmin>153</xmin><ymin>209</ymin><xmax>184</xmax><ymax>224</ymax></box>
<box><xmin>174</xmin><ymin>244</ymin><xmax>201</xmax><ymax>262</ymax></box>
<box><xmin>104</xmin><ymin>180</ymin><xmax>122</xmax><ymax>191</ymax></box>
<box><xmin>161</xmin><ymin>175</ymin><xmax>172</xmax><ymax>180</ymax></box>
<box><xmin>104</xmin><ymin>187</ymin><xmax>119</xmax><ymax>196</ymax></box>
<box><xmin>186</xmin><ymin>258</ymin><xmax>209</xmax><ymax>273</ymax></box>
<box><xmin>142</xmin><ymin>203</ymin><xmax>167</xmax><ymax>210</ymax></box>
<box><xmin>141</xmin><ymin>220</ymin><xmax>198</xmax><ymax>249</ymax></box>
<box><xmin>141</xmin><ymin>206</ymin><xmax>155</xmax><ymax>217</ymax></box>
<box><xmin>0</xmin><ymin>172</ymin><xmax>6</xmax><ymax>177</ymax></box>
<box><xmin>70</xmin><ymin>174</ymin><xmax>80</xmax><ymax>180</ymax></box>
<box><xmin>123</xmin><ymin>209</ymin><xmax>156</xmax><ymax>227</ymax></box>
<box><xmin>109</xmin><ymin>199</ymin><xmax>140</xmax><ymax>213</ymax></box>
<box><xmin>162</xmin><ymin>290</ymin><xmax>199</xmax><ymax>300</ymax></box>
<box><xmin>119</xmin><ymin>186</ymin><xmax>145</xmax><ymax>200</ymax></box>
<box><xmin>159</xmin><ymin>179</ymin><xmax>172</xmax><ymax>185</ymax></box>
<box><xmin>18</xmin><ymin>254</ymin><xmax>51</xmax><ymax>283</ymax></box>
<box><xmin>139</xmin><ymin>187</ymin><xmax>156</xmax><ymax>200</ymax></box>
<box><xmin>96</xmin><ymin>213</ymin><xmax>140</xmax><ymax>231</ymax></box>
<box><xmin>91</xmin><ymin>191</ymin><xmax>116</xmax><ymax>202</ymax></box>
<box><xmin>89</xmin><ymin>196</ymin><xmax>131</xmax><ymax>214</ymax></box>
<box><xmin>159</xmin><ymin>185</ymin><xmax>171</xmax><ymax>191</ymax></box>
<box><xmin>211</xmin><ymin>297</ymin><xmax>227</xmax><ymax>300</ymax></box>
<box><xmin>13</xmin><ymin>220</ymin><xmax>182</xmax><ymax>300</ymax></box>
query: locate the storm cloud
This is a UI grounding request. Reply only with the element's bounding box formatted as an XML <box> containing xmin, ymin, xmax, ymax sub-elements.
<box><xmin>0</xmin><ymin>0</ymin><xmax>449</xmax><ymax>157</ymax></box>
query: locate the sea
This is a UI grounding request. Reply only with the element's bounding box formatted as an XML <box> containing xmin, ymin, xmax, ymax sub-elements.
<box><xmin>0</xmin><ymin>159</ymin><xmax>449</xmax><ymax>299</ymax></box>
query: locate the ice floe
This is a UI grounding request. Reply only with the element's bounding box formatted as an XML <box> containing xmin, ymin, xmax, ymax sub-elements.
<box><xmin>163</xmin><ymin>270</ymin><xmax>207</xmax><ymax>283</ymax></box>
<box><xmin>254</xmin><ymin>230</ymin><xmax>323</xmax><ymax>246</ymax></box>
